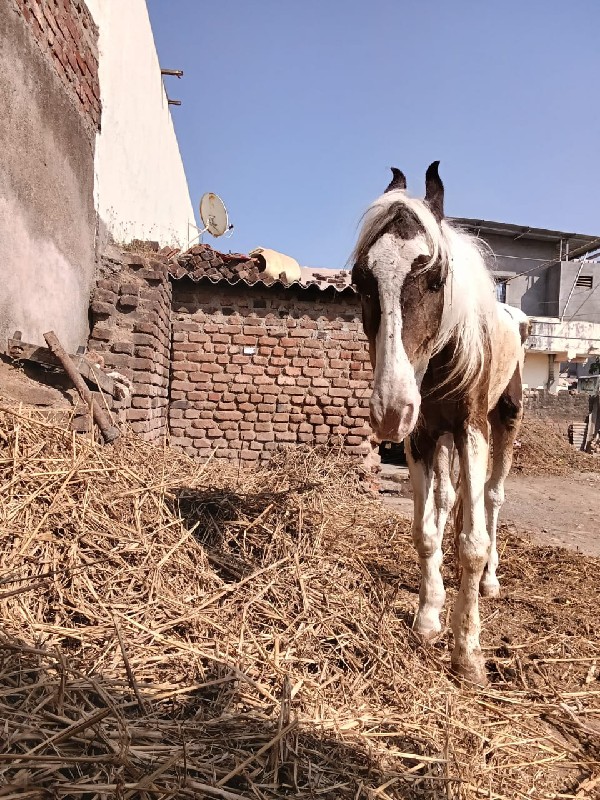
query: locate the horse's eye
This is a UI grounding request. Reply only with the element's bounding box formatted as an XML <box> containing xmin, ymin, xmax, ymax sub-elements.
<box><xmin>428</xmin><ymin>279</ymin><xmax>444</xmax><ymax>293</ymax></box>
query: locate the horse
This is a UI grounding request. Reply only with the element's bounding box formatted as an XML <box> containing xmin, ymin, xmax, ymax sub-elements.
<box><xmin>351</xmin><ymin>162</ymin><xmax>529</xmax><ymax>683</ymax></box>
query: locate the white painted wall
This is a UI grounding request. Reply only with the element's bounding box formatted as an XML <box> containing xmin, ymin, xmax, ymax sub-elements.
<box><xmin>523</xmin><ymin>352</ymin><xmax>549</xmax><ymax>391</ymax></box>
<box><xmin>86</xmin><ymin>0</ymin><xmax>195</xmax><ymax>248</ymax></box>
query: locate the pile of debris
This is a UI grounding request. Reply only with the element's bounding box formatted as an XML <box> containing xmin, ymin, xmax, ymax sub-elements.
<box><xmin>513</xmin><ymin>414</ymin><xmax>600</xmax><ymax>475</ymax></box>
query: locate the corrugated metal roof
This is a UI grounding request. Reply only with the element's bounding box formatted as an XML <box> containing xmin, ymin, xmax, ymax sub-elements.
<box><xmin>168</xmin><ymin>244</ymin><xmax>353</xmax><ymax>293</ymax></box>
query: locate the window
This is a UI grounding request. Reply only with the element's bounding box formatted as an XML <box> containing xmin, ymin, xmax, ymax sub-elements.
<box><xmin>576</xmin><ymin>275</ymin><xmax>593</xmax><ymax>289</ymax></box>
<box><xmin>495</xmin><ymin>279</ymin><xmax>507</xmax><ymax>303</ymax></box>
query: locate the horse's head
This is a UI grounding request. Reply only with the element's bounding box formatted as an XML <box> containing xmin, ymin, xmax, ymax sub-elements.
<box><xmin>351</xmin><ymin>162</ymin><xmax>449</xmax><ymax>443</ymax></box>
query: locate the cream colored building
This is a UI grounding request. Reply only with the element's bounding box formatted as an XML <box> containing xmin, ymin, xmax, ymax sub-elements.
<box><xmin>86</xmin><ymin>0</ymin><xmax>195</xmax><ymax>249</ymax></box>
<box><xmin>525</xmin><ymin>317</ymin><xmax>600</xmax><ymax>393</ymax></box>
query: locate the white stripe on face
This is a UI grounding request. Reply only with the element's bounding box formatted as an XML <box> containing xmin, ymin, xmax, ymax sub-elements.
<box><xmin>368</xmin><ymin>233</ymin><xmax>428</xmax><ymax>442</ymax></box>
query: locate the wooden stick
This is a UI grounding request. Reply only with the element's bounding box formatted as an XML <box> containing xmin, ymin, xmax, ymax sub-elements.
<box><xmin>43</xmin><ymin>331</ymin><xmax>120</xmax><ymax>443</ymax></box>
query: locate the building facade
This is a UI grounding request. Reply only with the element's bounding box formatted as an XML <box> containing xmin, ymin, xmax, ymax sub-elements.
<box><xmin>456</xmin><ymin>218</ymin><xmax>600</xmax><ymax>392</ymax></box>
<box><xmin>0</xmin><ymin>0</ymin><xmax>194</xmax><ymax>354</ymax></box>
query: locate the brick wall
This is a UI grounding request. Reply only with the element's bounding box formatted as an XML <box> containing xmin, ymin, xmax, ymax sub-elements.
<box><xmin>88</xmin><ymin>248</ymin><xmax>173</xmax><ymax>440</ymax></box>
<box><xmin>523</xmin><ymin>389</ymin><xmax>590</xmax><ymax>422</ymax></box>
<box><xmin>12</xmin><ymin>0</ymin><xmax>101</xmax><ymax>134</ymax></box>
<box><xmin>169</xmin><ymin>281</ymin><xmax>376</xmax><ymax>463</ymax></box>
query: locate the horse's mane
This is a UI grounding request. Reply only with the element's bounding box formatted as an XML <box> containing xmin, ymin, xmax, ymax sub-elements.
<box><xmin>351</xmin><ymin>189</ymin><xmax>497</xmax><ymax>395</ymax></box>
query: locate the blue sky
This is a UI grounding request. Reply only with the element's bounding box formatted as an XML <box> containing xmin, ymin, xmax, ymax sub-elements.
<box><xmin>147</xmin><ymin>1</ymin><xmax>599</xmax><ymax>269</ymax></box>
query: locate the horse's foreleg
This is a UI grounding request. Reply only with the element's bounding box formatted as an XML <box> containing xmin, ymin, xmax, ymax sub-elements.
<box><xmin>434</xmin><ymin>433</ymin><xmax>456</xmax><ymax>542</ymax></box>
<box><xmin>481</xmin><ymin>370</ymin><xmax>524</xmax><ymax>598</ymax></box>
<box><xmin>452</xmin><ymin>424</ymin><xmax>490</xmax><ymax>684</ymax></box>
<box><xmin>481</xmin><ymin>404</ymin><xmax>522</xmax><ymax>597</ymax></box>
<box><xmin>406</xmin><ymin>433</ymin><xmax>445</xmax><ymax>639</ymax></box>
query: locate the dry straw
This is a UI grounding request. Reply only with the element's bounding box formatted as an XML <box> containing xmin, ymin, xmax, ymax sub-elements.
<box><xmin>0</xmin><ymin>403</ymin><xmax>599</xmax><ymax>799</ymax></box>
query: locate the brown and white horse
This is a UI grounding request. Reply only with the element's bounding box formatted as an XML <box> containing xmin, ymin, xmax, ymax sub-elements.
<box><xmin>352</xmin><ymin>162</ymin><xmax>529</xmax><ymax>683</ymax></box>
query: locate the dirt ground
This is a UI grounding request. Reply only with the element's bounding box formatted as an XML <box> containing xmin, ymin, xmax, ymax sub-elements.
<box><xmin>380</xmin><ymin>463</ymin><xmax>600</xmax><ymax>556</ymax></box>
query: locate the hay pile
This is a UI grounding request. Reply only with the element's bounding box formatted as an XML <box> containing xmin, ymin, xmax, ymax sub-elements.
<box><xmin>1</xmin><ymin>405</ymin><xmax>600</xmax><ymax>799</ymax></box>
<box><xmin>513</xmin><ymin>414</ymin><xmax>600</xmax><ymax>475</ymax></box>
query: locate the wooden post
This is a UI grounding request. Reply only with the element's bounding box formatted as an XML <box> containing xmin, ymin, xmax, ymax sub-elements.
<box><xmin>43</xmin><ymin>331</ymin><xmax>120</xmax><ymax>444</ymax></box>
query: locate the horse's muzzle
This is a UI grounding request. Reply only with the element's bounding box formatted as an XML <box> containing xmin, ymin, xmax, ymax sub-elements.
<box><xmin>369</xmin><ymin>401</ymin><xmax>419</xmax><ymax>443</ymax></box>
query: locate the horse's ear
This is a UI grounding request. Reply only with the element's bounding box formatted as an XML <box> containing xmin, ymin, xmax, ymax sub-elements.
<box><xmin>424</xmin><ymin>161</ymin><xmax>444</xmax><ymax>221</ymax></box>
<box><xmin>384</xmin><ymin>167</ymin><xmax>407</xmax><ymax>193</ymax></box>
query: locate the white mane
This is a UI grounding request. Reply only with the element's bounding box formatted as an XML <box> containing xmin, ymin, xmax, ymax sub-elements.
<box><xmin>352</xmin><ymin>189</ymin><xmax>498</xmax><ymax>395</ymax></box>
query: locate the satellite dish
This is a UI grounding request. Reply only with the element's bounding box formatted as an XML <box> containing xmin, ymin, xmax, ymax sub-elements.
<box><xmin>199</xmin><ymin>192</ymin><xmax>229</xmax><ymax>237</ymax></box>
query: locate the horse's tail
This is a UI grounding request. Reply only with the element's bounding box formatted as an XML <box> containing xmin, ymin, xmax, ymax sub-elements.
<box><xmin>452</xmin><ymin>467</ymin><xmax>463</xmax><ymax>582</ymax></box>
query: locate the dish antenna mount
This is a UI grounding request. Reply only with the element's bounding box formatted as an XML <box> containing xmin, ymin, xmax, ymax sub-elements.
<box><xmin>187</xmin><ymin>192</ymin><xmax>234</xmax><ymax>247</ymax></box>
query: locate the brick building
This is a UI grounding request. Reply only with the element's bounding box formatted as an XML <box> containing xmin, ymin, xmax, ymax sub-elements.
<box><xmin>88</xmin><ymin>244</ymin><xmax>378</xmax><ymax>467</ymax></box>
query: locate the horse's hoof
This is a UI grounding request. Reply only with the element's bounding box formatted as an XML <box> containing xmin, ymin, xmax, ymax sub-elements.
<box><xmin>415</xmin><ymin>626</ymin><xmax>440</xmax><ymax>644</ymax></box>
<box><xmin>451</xmin><ymin>652</ymin><xmax>488</xmax><ymax>686</ymax></box>
<box><xmin>479</xmin><ymin>578</ymin><xmax>500</xmax><ymax>598</ymax></box>
<box><xmin>413</xmin><ymin>611</ymin><xmax>442</xmax><ymax>642</ymax></box>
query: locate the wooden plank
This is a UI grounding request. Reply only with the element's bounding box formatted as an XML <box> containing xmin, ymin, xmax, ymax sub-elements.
<box><xmin>7</xmin><ymin>335</ymin><xmax>120</xmax><ymax>399</ymax></box>
<box><xmin>43</xmin><ymin>331</ymin><xmax>120</xmax><ymax>444</ymax></box>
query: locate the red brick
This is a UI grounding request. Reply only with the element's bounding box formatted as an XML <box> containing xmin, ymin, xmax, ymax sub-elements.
<box><xmin>275</xmin><ymin>431</ymin><xmax>297</xmax><ymax>442</ymax></box>
<box><xmin>352</xmin><ymin>427</ymin><xmax>372</xmax><ymax>437</ymax></box>
<box><xmin>214</xmin><ymin>411</ymin><xmax>243</xmax><ymax>421</ymax></box>
<box><xmin>350</xmin><ymin>407</ymin><xmax>371</xmax><ymax>418</ymax></box>
<box><xmin>346</xmin><ymin>435</ymin><xmax>365</xmax><ymax>445</ymax></box>
<box><xmin>233</xmin><ymin>335</ymin><xmax>258</xmax><ymax>346</ymax></box>
<box><xmin>191</xmin><ymin>419</ymin><xmax>216</xmax><ymax>429</ymax></box>
<box><xmin>200</xmin><ymin>363</ymin><xmax>223</xmax><ymax>373</ymax></box>
<box><xmin>255</xmin><ymin>422</ymin><xmax>273</xmax><ymax>432</ymax></box>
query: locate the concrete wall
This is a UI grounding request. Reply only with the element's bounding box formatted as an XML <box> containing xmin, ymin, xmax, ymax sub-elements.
<box><xmin>0</xmin><ymin>0</ymin><xmax>100</xmax><ymax>352</ymax></box>
<box><xmin>558</xmin><ymin>261</ymin><xmax>600</xmax><ymax>321</ymax></box>
<box><xmin>523</xmin><ymin>352</ymin><xmax>549</xmax><ymax>391</ymax></box>
<box><xmin>483</xmin><ymin>232</ymin><xmax>559</xmax><ymax>317</ymax></box>
<box><xmin>481</xmin><ymin>231</ymin><xmax>600</xmax><ymax>322</ymax></box>
<box><xmin>528</xmin><ymin>317</ymin><xmax>600</xmax><ymax>360</ymax></box>
<box><xmin>86</xmin><ymin>0</ymin><xmax>195</xmax><ymax>249</ymax></box>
